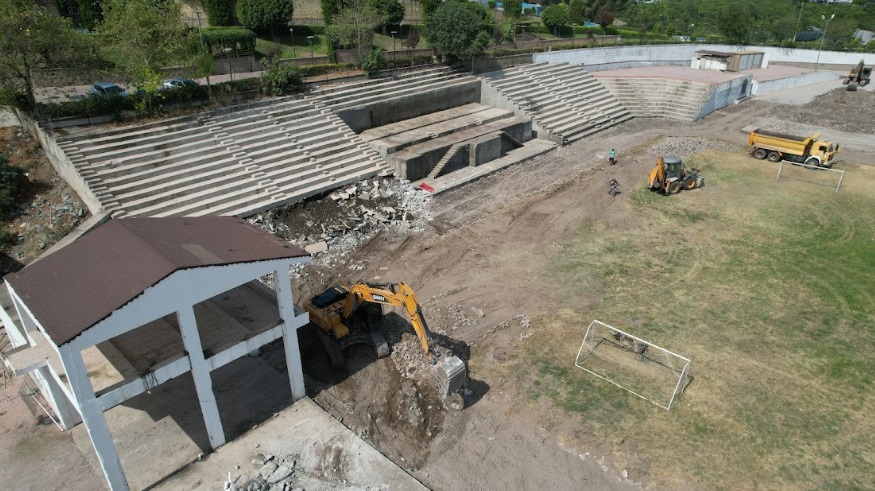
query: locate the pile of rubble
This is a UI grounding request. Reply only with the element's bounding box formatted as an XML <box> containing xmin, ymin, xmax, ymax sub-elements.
<box><xmin>248</xmin><ymin>177</ymin><xmax>432</xmax><ymax>278</ymax></box>
<box><xmin>230</xmin><ymin>453</ymin><xmax>299</xmax><ymax>491</ymax></box>
<box><xmin>647</xmin><ymin>136</ymin><xmax>738</xmax><ymax>159</ymax></box>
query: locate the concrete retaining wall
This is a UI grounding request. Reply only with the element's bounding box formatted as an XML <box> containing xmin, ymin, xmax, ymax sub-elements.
<box><xmin>13</xmin><ymin>108</ymin><xmax>105</xmax><ymax>216</ymax></box>
<box><xmin>479</xmin><ymin>80</ymin><xmax>547</xmax><ymax>137</ymax></box>
<box><xmin>697</xmin><ymin>75</ymin><xmax>753</xmax><ymax>120</ymax></box>
<box><xmin>752</xmin><ymin>69</ymin><xmax>840</xmax><ymax>95</ymax></box>
<box><xmin>337</xmin><ymin>79</ymin><xmax>481</xmax><ymax>133</ymax></box>
<box><xmin>535</xmin><ymin>44</ymin><xmax>875</xmax><ymax>72</ymax></box>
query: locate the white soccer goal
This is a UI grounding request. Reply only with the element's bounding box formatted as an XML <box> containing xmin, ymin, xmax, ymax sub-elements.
<box><xmin>575</xmin><ymin>320</ymin><xmax>691</xmax><ymax>410</ymax></box>
<box><xmin>776</xmin><ymin>160</ymin><xmax>845</xmax><ymax>192</ymax></box>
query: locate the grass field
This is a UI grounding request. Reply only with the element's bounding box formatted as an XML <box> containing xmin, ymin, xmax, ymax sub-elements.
<box><xmin>507</xmin><ymin>151</ymin><xmax>875</xmax><ymax>490</ymax></box>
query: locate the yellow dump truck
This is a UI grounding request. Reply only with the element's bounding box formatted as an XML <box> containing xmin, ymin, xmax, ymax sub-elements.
<box><xmin>748</xmin><ymin>129</ymin><xmax>839</xmax><ymax>168</ymax></box>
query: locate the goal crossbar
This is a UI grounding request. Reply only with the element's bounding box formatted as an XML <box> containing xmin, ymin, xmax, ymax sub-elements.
<box><xmin>776</xmin><ymin>160</ymin><xmax>845</xmax><ymax>192</ymax></box>
<box><xmin>575</xmin><ymin>320</ymin><xmax>691</xmax><ymax>410</ymax></box>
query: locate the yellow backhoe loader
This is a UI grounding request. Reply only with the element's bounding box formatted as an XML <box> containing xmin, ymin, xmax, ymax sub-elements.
<box><xmin>303</xmin><ymin>281</ymin><xmax>467</xmax><ymax>396</ymax></box>
<box><xmin>648</xmin><ymin>156</ymin><xmax>704</xmax><ymax>195</ymax></box>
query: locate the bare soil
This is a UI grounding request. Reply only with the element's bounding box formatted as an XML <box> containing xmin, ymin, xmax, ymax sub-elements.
<box><xmin>285</xmin><ymin>90</ymin><xmax>875</xmax><ymax>490</ymax></box>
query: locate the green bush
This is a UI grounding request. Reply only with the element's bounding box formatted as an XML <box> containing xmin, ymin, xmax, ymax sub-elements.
<box><xmin>296</xmin><ymin>63</ymin><xmax>355</xmax><ymax>76</ymax></box>
<box><xmin>603</xmin><ymin>26</ymin><xmax>619</xmax><ymax>35</ymax></box>
<box><xmin>202</xmin><ymin>0</ymin><xmax>234</xmax><ymax>26</ymax></box>
<box><xmin>202</xmin><ymin>27</ymin><xmax>257</xmax><ymax>53</ymax></box>
<box><xmin>32</xmin><ymin>95</ymin><xmax>134</xmax><ymax>120</ymax></box>
<box><xmin>487</xmin><ymin>0</ymin><xmax>496</xmax><ymax>8</ymax></box>
<box><xmin>0</xmin><ymin>156</ymin><xmax>26</xmax><ymax>216</ymax></box>
<box><xmin>236</xmin><ymin>0</ymin><xmax>295</xmax><ymax>35</ymax></box>
<box><xmin>361</xmin><ymin>47</ymin><xmax>388</xmax><ymax>78</ymax></box>
<box><xmin>260</xmin><ymin>60</ymin><xmax>304</xmax><ymax>95</ymax></box>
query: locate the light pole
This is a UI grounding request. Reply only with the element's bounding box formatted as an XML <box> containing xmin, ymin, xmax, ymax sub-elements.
<box><xmin>307</xmin><ymin>36</ymin><xmax>314</xmax><ymax>59</ymax></box>
<box><xmin>793</xmin><ymin>0</ymin><xmax>805</xmax><ymax>43</ymax></box>
<box><xmin>288</xmin><ymin>23</ymin><xmax>296</xmax><ymax>58</ymax></box>
<box><xmin>194</xmin><ymin>11</ymin><xmax>213</xmax><ymax>101</ymax></box>
<box><xmin>222</xmin><ymin>47</ymin><xmax>234</xmax><ymax>83</ymax></box>
<box><xmin>391</xmin><ymin>31</ymin><xmax>398</xmax><ymax>61</ymax></box>
<box><xmin>815</xmin><ymin>13</ymin><xmax>835</xmax><ymax>71</ymax></box>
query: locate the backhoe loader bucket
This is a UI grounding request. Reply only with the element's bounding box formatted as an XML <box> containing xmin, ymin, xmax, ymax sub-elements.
<box><xmin>434</xmin><ymin>355</ymin><xmax>467</xmax><ymax>398</ymax></box>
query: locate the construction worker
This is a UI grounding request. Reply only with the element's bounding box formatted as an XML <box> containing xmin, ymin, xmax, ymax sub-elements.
<box><xmin>609</xmin><ymin>149</ymin><xmax>616</xmax><ymax>165</ymax></box>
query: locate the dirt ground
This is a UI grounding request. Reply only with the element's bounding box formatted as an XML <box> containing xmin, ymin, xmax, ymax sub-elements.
<box><xmin>0</xmin><ymin>85</ymin><xmax>873</xmax><ymax>490</ymax></box>
<box><xmin>282</xmin><ymin>88</ymin><xmax>875</xmax><ymax>490</ymax></box>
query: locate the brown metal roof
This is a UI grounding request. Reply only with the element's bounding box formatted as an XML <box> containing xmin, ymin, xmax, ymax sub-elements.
<box><xmin>6</xmin><ymin>217</ymin><xmax>309</xmax><ymax>346</ymax></box>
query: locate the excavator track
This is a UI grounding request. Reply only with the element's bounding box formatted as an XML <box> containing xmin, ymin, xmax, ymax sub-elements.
<box><xmin>370</xmin><ymin>330</ymin><xmax>391</xmax><ymax>359</ymax></box>
<box><xmin>318</xmin><ymin>329</ymin><xmax>345</xmax><ymax>369</ymax></box>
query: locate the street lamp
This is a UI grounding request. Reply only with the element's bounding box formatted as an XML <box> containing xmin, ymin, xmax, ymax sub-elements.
<box><xmin>815</xmin><ymin>13</ymin><xmax>835</xmax><ymax>71</ymax></box>
<box><xmin>222</xmin><ymin>47</ymin><xmax>234</xmax><ymax>83</ymax></box>
<box><xmin>307</xmin><ymin>36</ymin><xmax>314</xmax><ymax>59</ymax></box>
<box><xmin>194</xmin><ymin>11</ymin><xmax>212</xmax><ymax>101</ymax></box>
<box><xmin>793</xmin><ymin>0</ymin><xmax>805</xmax><ymax>42</ymax></box>
<box><xmin>391</xmin><ymin>31</ymin><xmax>398</xmax><ymax>61</ymax></box>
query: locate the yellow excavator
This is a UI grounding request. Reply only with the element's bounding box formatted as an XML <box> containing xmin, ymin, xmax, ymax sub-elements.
<box><xmin>648</xmin><ymin>156</ymin><xmax>704</xmax><ymax>195</ymax></box>
<box><xmin>303</xmin><ymin>281</ymin><xmax>467</xmax><ymax>396</ymax></box>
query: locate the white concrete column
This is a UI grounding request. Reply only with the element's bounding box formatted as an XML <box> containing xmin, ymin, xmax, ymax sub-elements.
<box><xmin>177</xmin><ymin>305</ymin><xmax>226</xmax><ymax>449</ymax></box>
<box><xmin>36</xmin><ymin>365</ymin><xmax>81</xmax><ymax>429</ymax></box>
<box><xmin>59</xmin><ymin>346</ymin><xmax>129</xmax><ymax>491</ymax></box>
<box><xmin>274</xmin><ymin>269</ymin><xmax>306</xmax><ymax>401</ymax></box>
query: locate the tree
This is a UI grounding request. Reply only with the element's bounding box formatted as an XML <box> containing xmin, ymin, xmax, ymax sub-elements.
<box><xmin>503</xmin><ymin>0</ymin><xmax>522</xmax><ymax>20</ymax></box>
<box><xmin>403</xmin><ymin>27</ymin><xmax>420</xmax><ymax>50</ymax></box>
<box><xmin>594</xmin><ymin>8</ymin><xmax>615</xmax><ymax>28</ymax></box>
<box><xmin>568</xmin><ymin>0</ymin><xmax>586</xmax><ymax>25</ymax></box>
<box><xmin>369</xmin><ymin>0</ymin><xmax>404</xmax><ymax>34</ymax></box>
<box><xmin>99</xmin><ymin>0</ymin><xmax>199</xmax><ymax>112</ymax></box>
<box><xmin>236</xmin><ymin>0</ymin><xmax>294</xmax><ymax>36</ymax></box>
<box><xmin>541</xmin><ymin>4</ymin><xmax>568</xmax><ymax>36</ymax></box>
<box><xmin>78</xmin><ymin>0</ymin><xmax>103</xmax><ymax>30</ymax></box>
<box><xmin>420</xmin><ymin>0</ymin><xmax>443</xmax><ymax>19</ymax></box>
<box><xmin>716</xmin><ymin>3</ymin><xmax>751</xmax><ymax>44</ymax></box>
<box><xmin>361</xmin><ymin>47</ymin><xmax>387</xmax><ymax>77</ymax></box>
<box><xmin>0</xmin><ymin>0</ymin><xmax>92</xmax><ymax>108</ymax></box>
<box><xmin>321</xmin><ymin>0</ymin><xmax>343</xmax><ymax>24</ymax></box>
<box><xmin>327</xmin><ymin>0</ymin><xmax>381</xmax><ymax>60</ymax></box>
<box><xmin>260</xmin><ymin>59</ymin><xmax>303</xmax><ymax>95</ymax></box>
<box><xmin>424</xmin><ymin>1</ymin><xmax>491</xmax><ymax>63</ymax></box>
<box><xmin>202</xmin><ymin>0</ymin><xmax>234</xmax><ymax>26</ymax></box>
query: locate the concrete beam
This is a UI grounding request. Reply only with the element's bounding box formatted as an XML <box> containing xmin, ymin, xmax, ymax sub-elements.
<box><xmin>96</xmin><ymin>354</ymin><xmax>191</xmax><ymax>412</ymax></box>
<box><xmin>177</xmin><ymin>305</ymin><xmax>226</xmax><ymax>449</ymax></box>
<box><xmin>274</xmin><ymin>268</ymin><xmax>307</xmax><ymax>401</ymax></box>
<box><xmin>59</xmin><ymin>345</ymin><xmax>129</xmax><ymax>491</ymax></box>
<box><xmin>35</xmin><ymin>365</ymin><xmax>81</xmax><ymax>429</ymax></box>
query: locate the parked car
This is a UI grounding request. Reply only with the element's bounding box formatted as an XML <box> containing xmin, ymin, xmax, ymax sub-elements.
<box><xmin>162</xmin><ymin>78</ymin><xmax>198</xmax><ymax>89</ymax></box>
<box><xmin>89</xmin><ymin>82</ymin><xmax>128</xmax><ymax>97</ymax></box>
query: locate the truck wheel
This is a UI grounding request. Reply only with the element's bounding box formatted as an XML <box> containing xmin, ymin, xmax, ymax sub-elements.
<box><xmin>767</xmin><ymin>152</ymin><xmax>781</xmax><ymax>162</ymax></box>
<box><xmin>753</xmin><ymin>148</ymin><xmax>767</xmax><ymax>160</ymax></box>
<box><xmin>805</xmin><ymin>158</ymin><xmax>819</xmax><ymax>168</ymax></box>
<box><xmin>669</xmin><ymin>181</ymin><xmax>682</xmax><ymax>194</ymax></box>
<box><xmin>684</xmin><ymin>177</ymin><xmax>697</xmax><ymax>190</ymax></box>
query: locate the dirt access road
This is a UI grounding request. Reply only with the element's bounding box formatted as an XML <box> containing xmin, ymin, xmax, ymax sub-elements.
<box><xmin>287</xmin><ymin>88</ymin><xmax>875</xmax><ymax>491</ymax></box>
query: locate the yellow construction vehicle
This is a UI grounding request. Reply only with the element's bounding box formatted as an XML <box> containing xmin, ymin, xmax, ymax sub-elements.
<box><xmin>844</xmin><ymin>59</ymin><xmax>871</xmax><ymax>91</ymax></box>
<box><xmin>303</xmin><ymin>281</ymin><xmax>467</xmax><ymax>395</ymax></box>
<box><xmin>647</xmin><ymin>156</ymin><xmax>704</xmax><ymax>195</ymax></box>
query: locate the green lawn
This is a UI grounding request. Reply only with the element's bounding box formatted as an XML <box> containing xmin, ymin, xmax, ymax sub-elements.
<box><xmin>505</xmin><ymin>151</ymin><xmax>875</xmax><ymax>490</ymax></box>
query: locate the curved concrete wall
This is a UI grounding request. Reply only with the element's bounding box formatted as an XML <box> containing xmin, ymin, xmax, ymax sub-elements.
<box><xmin>752</xmin><ymin>70</ymin><xmax>840</xmax><ymax>95</ymax></box>
<box><xmin>534</xmin><ymin>44</ymin><xmax>875</xmax><ymax>72</ymax></box>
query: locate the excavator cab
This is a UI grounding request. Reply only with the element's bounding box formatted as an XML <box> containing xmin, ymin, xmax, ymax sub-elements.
<box><xmin>665</xmin><ymin>158</ymin><xmax>684</xmax><ymax>180</ymax></box>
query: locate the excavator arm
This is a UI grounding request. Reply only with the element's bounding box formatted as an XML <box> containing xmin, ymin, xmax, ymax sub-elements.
<box><xmin>648</xmin><ymin>156</ymin><xmax>666</xmax><ymax>190</ymax></box>
<box><xmin>344</xmin><ymin>282</ymin><xmax>437</xmax><ymax>357</ymax></box>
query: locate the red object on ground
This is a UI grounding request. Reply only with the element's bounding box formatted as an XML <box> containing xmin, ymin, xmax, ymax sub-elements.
<box><xmin>419</xmin><ymin>183</ymin><xmax>435</xmax><ymax>193</ymax></box>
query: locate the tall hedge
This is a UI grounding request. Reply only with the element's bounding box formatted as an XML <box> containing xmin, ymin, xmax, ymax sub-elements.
<box><xmin>202</xmin><ymin>0</ymin><xmax>233</xmax><ymax>26</ymax></box>
<box><xmin>236</xmin><ymin>0</ymin><xmax>294</xmax><ymax>35</ymax></box>
<box><xmin>202</xmin><ymin>27</ymin><xmax>257</xmax><ymax>53</ymax></box>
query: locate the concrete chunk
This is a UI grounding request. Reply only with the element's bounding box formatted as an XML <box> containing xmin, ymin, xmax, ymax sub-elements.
<box><xmin>304</xmin><ymin>241</ymin><xmax>328</xmax><ymax>255</ymax></box>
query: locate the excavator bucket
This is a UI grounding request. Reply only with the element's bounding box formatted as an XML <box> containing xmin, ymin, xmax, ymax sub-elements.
<box><xmin>434</xmin><ymin>355</ymin><xmax>467</xmax><ymax>398</ymax></box>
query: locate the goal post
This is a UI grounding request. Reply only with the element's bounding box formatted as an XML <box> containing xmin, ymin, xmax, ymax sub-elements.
<box><xmin>575</xmin><ymin>320</ymin><xmax>691</xmax><ymax>410</ymax></box>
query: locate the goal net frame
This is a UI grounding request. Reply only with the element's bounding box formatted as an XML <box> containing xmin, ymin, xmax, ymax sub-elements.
<box><xmin>776</xmin><ymin>160</ymin><xmax>845</xmax><ymax>193</ymax></box>
<box><xmin>575</xmin><ymin>320</ymin><xmax>691</xmax><ymax>410</ymax></box>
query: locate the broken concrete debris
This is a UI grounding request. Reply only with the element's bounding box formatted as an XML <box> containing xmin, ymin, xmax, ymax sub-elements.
<box><xmin>248</xmin><ymin>177</ymin><xmax>432</xmax><ymax>279</ymax></box>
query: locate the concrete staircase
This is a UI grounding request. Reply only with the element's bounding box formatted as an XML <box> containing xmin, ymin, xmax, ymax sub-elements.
<box><xmin>56</xmin><ymin>97</ymin><xmax>386</xmax><ymax>217</ymax></box>
<box><xmin>596</xmin><ymin>76</ymin><xmax>715</xmax><ymax>121</ymax></box>
<box><xmin>481</xmin><ymin>62</ymin><xmax>632</xmax><ymax>143</ymax></box>
<box><xmin>427</xmin><ymin>142</ymin><xmax>467</xmax><ymax>180</ymax></box>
